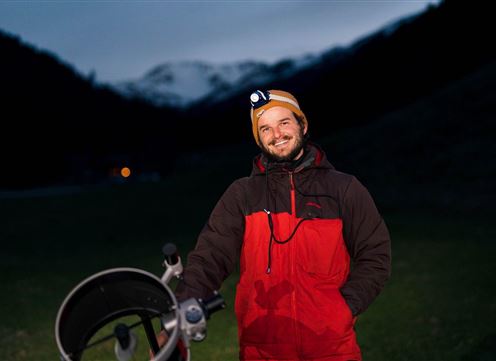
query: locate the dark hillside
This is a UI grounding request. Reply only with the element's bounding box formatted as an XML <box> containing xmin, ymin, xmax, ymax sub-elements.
<box><xmin>318</xmin><ymin>60</ymin><xmax>496</xmax><ymax>211</ymax></box>
<box><xmin>0</xmin><ymin>30</ymin><xmax>178</xmax><ymax>189</ymax></box>
<box><xmin>188</xmin><ymin>0</ymin><xmax>495</xmax><ymax>148</ymax></box>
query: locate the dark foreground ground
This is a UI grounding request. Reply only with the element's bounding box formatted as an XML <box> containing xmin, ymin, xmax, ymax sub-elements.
<box><xmin>1</xmin><ymin>170</ymin><xmax>495</xmax><ymax>361</ymax></box>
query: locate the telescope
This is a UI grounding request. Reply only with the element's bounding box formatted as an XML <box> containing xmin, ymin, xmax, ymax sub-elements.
<box><xmin>55</xmin><ymin>243</ymin><xmax>225</xmax><ymax>361</ymax></box>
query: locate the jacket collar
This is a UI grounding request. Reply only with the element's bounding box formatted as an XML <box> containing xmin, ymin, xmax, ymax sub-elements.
<box><xmin>251</xmin><ymin>142</ymin><xmax>335</xmax><ymax>176</ymax></box>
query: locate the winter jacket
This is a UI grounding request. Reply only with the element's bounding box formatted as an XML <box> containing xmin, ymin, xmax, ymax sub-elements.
<box><xmin>175</xmin><ymin>143</ymin><xmax>391</xmax><ymax>361</ymax></box>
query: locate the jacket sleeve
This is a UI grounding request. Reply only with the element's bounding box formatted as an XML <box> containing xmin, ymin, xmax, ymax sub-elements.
<box><xmin>174</xmin><ymin>180</ymin><xmax>245</xmax><ymax>301</ymax></box>
<box><xmin>340</xmin><ymin>176</ymin><xmax>391</xmax><ymax>316</ymax></box>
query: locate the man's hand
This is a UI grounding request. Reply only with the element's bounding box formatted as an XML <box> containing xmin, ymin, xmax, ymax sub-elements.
<box><xmin>149</xmin><ymin>330</ymin><xmax>169</xmax><ymax>360</ymax></box>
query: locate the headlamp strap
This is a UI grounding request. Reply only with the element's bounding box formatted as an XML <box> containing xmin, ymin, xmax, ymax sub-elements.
<box><xmin>250</xmin><ymin>90</ymin><xmax>300</xmax><ymax>111</ymax></box>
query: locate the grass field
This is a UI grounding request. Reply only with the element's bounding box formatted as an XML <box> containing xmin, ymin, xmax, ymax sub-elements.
<box><xmin>1</xmin><ymin>173</ymin><xmax>495</xmax><ymax>360</ymax></box>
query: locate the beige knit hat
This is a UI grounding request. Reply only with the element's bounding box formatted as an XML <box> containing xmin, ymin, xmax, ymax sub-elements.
<box><xmin>250</xmin><ymin>89</ymin><xmax>307</xmax><ymax>146</ymax></box>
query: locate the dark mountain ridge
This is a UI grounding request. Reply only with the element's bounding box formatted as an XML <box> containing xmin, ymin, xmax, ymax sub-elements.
<box><xmin>0</xmin><ymin>30</ymin><xmax>179</xmax><ymax>188</ymax></box>
<box><xmin>187</xmin><ymin>0</ymin><xmax>495</xmax><ymax>147</ymax></box>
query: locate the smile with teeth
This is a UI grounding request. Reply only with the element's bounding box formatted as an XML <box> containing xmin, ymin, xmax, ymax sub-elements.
<box><xmin>273</xmin><ymin>139</ymin><xmax>289</xmax><ymax>147</ymax></box>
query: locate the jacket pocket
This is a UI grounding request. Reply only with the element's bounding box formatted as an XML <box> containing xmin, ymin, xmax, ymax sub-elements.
<box><xmin>298</xmin><ymin>287</ymin><xmax>357</xmax><ymax>358</ymax></box>
<box><xmin>297</xmin><ymin>218</ymin><xmax>348</xmax><ymax>277</ymax></box>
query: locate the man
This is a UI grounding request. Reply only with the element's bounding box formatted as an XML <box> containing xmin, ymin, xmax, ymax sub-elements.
<box><xmin>174</xmin><ymin>89</ymin><xmax>391</xmax><ymax>361</ymax></box>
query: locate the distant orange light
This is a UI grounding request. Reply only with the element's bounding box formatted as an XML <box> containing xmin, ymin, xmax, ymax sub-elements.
<box><xmin>121</xmin><ymin>167</ymin><xmax>131</xmax><ymax>178</ymax></box>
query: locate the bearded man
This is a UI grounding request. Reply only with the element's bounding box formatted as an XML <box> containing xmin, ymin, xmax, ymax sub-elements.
<box><xmin>174</xmin><ymin>89</ymin><xmax>392</xmax><ymax>361</ymax></box>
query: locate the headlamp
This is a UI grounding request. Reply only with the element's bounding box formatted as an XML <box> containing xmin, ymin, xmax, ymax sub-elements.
<box><xmin>250</xmin><ymin>90</ymin><xmax>271</xmax><ymax>109</ymax></box>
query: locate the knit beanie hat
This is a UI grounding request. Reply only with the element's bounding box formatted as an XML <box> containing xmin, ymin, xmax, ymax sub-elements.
<box><xmin>249</xmin><ymin>89</ymin><xmax>307</xmax><ymax>146</ymax></box>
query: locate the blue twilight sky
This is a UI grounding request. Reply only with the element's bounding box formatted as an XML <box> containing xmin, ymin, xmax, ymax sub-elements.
<box><xmin>0</xmin><ymin>1</ymin><xmax>439</xmax><ymax>83</ymax></box>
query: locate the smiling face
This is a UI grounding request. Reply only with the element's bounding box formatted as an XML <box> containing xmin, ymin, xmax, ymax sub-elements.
<box><xmin>257</xmin><ymin>106</ymin><xmax>308</xmax><ymax>162</ymax></box>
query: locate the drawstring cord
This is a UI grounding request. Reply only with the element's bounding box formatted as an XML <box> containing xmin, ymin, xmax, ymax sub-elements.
<box><xmin>265</xmin><ymin>209</ymin><xmax>309</xmax><ymax>274</ymax></box>
<box><xmin>262</xmin><ymin>150</ymin><xmax>341</xmax><ymax>274</ymax></box>
<box><xmin>264</xmin><ymin>160</ymin><xmax>311</xmax><ymax>274</ymax></box>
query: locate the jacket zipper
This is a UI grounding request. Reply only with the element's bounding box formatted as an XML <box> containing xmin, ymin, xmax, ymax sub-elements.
<box><xmin>289</xmin><ymin>172</ymin><xmax>300</xmax><ymax>356</ymax></box>
<box><xmin>290</xmin><ymin>172</ymin><xmax>296</xmax><ymax>216</ymax></box>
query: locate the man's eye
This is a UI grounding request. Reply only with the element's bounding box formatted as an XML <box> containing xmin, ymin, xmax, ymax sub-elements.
<box><xmin>261</xmin><ymin>128</ymin><xmax>269</xmax><ymax>133</ymax></box>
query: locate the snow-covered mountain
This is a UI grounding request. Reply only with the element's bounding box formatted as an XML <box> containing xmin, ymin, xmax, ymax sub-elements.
<box><xmin>110</xmin><ymin>8</ymin><xmax>425</xmax><ymax>109</ymax></box>
<box><xmin>111</xmin><ymin>56</ymin><xmax>317</xmax><ymax>108</ymax></box>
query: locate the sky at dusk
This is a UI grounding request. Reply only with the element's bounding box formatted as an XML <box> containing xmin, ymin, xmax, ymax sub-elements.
<box><xmin>0</xmin><ymin>1</ymin><xmax>439</xmax><ymax>83</ymax></box>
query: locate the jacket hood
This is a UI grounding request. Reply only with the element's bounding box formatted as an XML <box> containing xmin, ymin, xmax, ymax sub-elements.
<box><xmin>251</xmin><ymin>142</ymin><xmax>335</xmax><ymax>176</ymax></box>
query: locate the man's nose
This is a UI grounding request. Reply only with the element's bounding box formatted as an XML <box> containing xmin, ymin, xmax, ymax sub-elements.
<box><xmin>272</xmin><ymin>127</ymin><xmax>282</xmax><ymax>139</ymax></box>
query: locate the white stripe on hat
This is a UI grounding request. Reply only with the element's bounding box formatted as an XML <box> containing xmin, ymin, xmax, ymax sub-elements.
<box><xmin>269</xmin><ymin>93</ymin><xmax>300</xmax><ymax>110</ymax></box>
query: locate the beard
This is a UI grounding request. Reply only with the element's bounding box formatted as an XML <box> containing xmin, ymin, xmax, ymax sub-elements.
<box><xmin>260</xmin><ymin>126</ymin><xmax>307</xmax><ymax>163</ymax></box>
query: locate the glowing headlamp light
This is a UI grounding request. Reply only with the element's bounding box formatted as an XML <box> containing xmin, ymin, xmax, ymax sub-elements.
<box><xmin>250</xmin><ymin>89</ymin><xmax>301</xmax><ymax>111</ymax></box>
<box><xmin>250</xmin><ymin>90</ymin><xmax>271</xmax><ymax>109</ymax></box>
